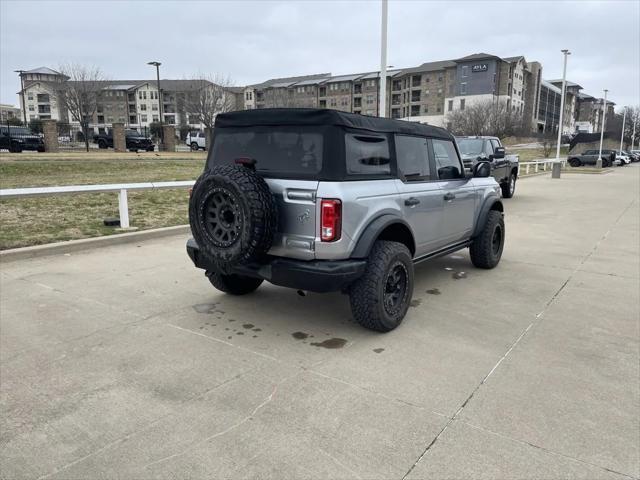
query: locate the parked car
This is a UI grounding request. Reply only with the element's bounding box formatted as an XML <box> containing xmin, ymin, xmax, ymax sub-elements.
<box><xmin>186</xmin><ymin>131</ymin><xmax>207</xmax><ymax>151</ymax></box>
<box><xmin>0</xmin><ymin>126</ymin><xmax>45</xmax><ymax>152</ymax></box>
<box><xmin>93</xmin><ymin>129</ymin><xmax>155</xmax><ymax>152</ymax></box>
<box><xmin>621</xmin><ymin>150</ymin><xmax>638</xmax><ymax>163</ymax></box>
<box><xmin>186</xmin><ymin>109</ymin><xmax>505</xmax><ymax>332</ymax></box>
<box><xmin>567</xmin><ymin>149</ymin><xmax>615</xmax><ymax>167</ymax></box>
<box><xmin>614</xmin><ymin>151</ymin><xmax>631</xmax><ymax>166</ymax></box>
<box><xmin>630</xmin><ymin>150</ymin><xmax>640</xmax><ymax>161</ymax></box>
<box><xmin>456</xmin><ymin>136</ymin><xmax>519</xmax><ymax>198</ymax></box>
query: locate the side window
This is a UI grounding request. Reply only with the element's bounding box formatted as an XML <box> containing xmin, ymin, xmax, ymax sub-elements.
<box><xmin>395</xmin><ymin>135</ymin><xmax>430</xmax><ymax>181</ymax></box>
<box><xmin>432</xmin><ymin>139</ymin><xmax>463</xmax><ymax>180</ymax></box>
<box><xmin>345</xmin><ymin>133</ymin><xmax>391</xmax><ymax>175</ymax></box>
<box><xmin>490</xmin><ymin>139</ymin><xmax>501</xmax><ymax>152</ymax></box>
<box><xmin>484</xmin><ymin>140</ymin><xmax>494</xmax><ymax>156</ymax></box>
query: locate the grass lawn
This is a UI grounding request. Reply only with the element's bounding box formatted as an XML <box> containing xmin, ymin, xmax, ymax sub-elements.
<box><xmin>0</xmin><ymin>152</ymin><xmax>205</xmax><ymax>249</ymax></box>
<box><xmin>508</xmin><ymin>146</ymin><xmax>569</xmax><ymax>163</ymax></box>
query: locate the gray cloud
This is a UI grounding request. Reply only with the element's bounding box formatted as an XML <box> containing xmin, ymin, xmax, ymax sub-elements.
<box><xmin>1</xmin><ymin>0</ymin><xmax>638</xmax><ymax>109</ymax></box>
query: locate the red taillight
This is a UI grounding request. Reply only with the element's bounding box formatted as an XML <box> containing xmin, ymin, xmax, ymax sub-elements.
<box><xmin>321</xmin><ymin>199</ymin><xmax>341</xmax><ymax>242</ymax></box>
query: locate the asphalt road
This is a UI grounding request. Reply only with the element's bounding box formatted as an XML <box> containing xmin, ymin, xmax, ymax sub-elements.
<box><xmin>1</xmin><ymin>166</ymin><xmax>638</xmax><ymax>479</ymax></box>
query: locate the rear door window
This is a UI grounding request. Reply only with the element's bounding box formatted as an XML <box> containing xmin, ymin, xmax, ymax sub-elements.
<box><xmin>210</xmin><ymin>127</ymin><xmax>323</xmax><ymax>175</ymax></box>
<box><xmin>432</xmin><ymin>139</ymin><xmax>463</xmax><ymax>179</ymax></box>
<box><xmin>395</xmin><ymin>135</ymin><xmax>430</xmax><ymax>181</ymax></box>
<box><xmin>345</xmin><ymin>133</ymin><xmax>390</xmax><ymax>175</ymax></box>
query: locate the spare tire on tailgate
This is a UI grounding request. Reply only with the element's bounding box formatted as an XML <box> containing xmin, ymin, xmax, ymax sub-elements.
<box><xmin>189</xmin><ymin>164</ymin><xmax>277</xmax><ymax>271</ymax></box>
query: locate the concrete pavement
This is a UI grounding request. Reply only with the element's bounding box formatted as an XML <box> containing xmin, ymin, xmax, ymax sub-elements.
<box><xmin>1</xmin><ymin>166</ymin><xmax>638</xmax><ymax>479</ymax></box>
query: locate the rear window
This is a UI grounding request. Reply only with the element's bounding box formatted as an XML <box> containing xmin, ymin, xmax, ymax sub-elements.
<box><xmin>345</xmin><ymin>133</ymin><xmax>390</xmax><ymax>175</ymax></box>
<box><xmin>210</xmin><ymin>127</ymin><xmax>323</xmax><ymax>175</ymax></box>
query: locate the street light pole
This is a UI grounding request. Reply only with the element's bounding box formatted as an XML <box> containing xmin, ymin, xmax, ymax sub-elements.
<box><xmin>555</xmin><ymin>50</ymin><xmax>570</xmax><ymax>164</ymax></box>
<box><xmin>631</xmin><ymin>112</ymin><xmax>637</xmax><ymax>151</ymax></box>
<box><xmin>597</xmin><ymin>89</ymin><xmax>608</xmax><ymax>168</ymax></box>
<box><xmin>378</xmin><ymin>0</ymin><xmax>388</xmax><ymax>118</ymax></box>
<box><xmin>147</xmin><ymin>61</ymin><xmax>163</xmax><ymax>147</ymax></box>
<box><xmin>14</xmin><ymin>70</ymin><xmax>27</xmax><ymax>124</ymax></box>
<box><xmin>619</xmin><ymin>106</ymin><xmax>626</xmax><ymax>155</ymax></box>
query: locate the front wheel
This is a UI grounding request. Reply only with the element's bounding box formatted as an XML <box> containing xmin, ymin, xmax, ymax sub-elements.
<box><xmin>98</xmin><ymin>140</ymin><xmax>108</xmax><ymax>149</ymax></box>
<box><xmin>568</xmin><ymin>158</ymin><xmax>581</xmax><ymax>168</ymax></box>
<box><xmin>349</xmin><ymin>240</ymin><xmax>414</xmax><ymax>332</ymax></box>
<box><xmin>206</xmin><ymin>270</ymin><xmax>263</xmax><ymax>295</ymax></box>
<box><xmin>9</xmin><ymin>142</ymin><xmax>22</xmax><ymax>153</ymax></box>
<box><xmin>191</xmin><ymin>142</ymin><xmax>199</xmax><ymax>151</ymax></box>
<box><xmin>469</xmin><ymin>210</ymin><xmax>505</xmax><ymax>269</ymax></box>
<box><xmin>501</xmin><ymin>173</ymin><xmax>516</xmax><ymax>198</ymax></box>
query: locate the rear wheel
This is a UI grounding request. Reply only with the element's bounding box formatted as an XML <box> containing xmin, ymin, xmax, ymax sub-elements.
<box><xmin>191</xmin><ymin>142</ymin><xmax>199</xmax><ymax>151</ymax></box>
<box><xmin>349</xmin><ymin>240</ymin><xmax>414</xmax><ymax>332</ymax></box>
<box><xmin>470</xmin><ymin>210</ymin><xmax>505</xmax><ymax>269</ymax></box>
<box><xmin>206</xmin><ymin>270</ymin><xmax>263</xmax><ymax>295</ymax></box>
<box><xmin>98</xmin><ymin>139</ymin><xmax>108</xmax><ymax>149</ymax></box>
<box><xmin>8</xmin><ymin>142</ymin><xmax>22</xmax><ymax>153</ymax></box>
<box><xmin>501</xmin><ymin>172</ymin><xmax>516</xmax><ymax>198</ymax></box>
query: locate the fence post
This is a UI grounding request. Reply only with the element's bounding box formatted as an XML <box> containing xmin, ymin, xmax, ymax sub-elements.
<box><xmin>526</xmin><ymin>164</ymin><xmax>530</xmax><ymax>175</ymax></box>
<box><xmin>112</xmin><ymin>123</ymin><xmax>126</xmax><ymax>153</ymax></box>
<box><xmin>162</xmin><ymin>125</ymin><xmax>176</xmax><ymax>152</ymax></box>
<box><xmin>118</xmin><ymin>189</ymin><xmax>130</xmax><ymax>229</ymax></box>
<box><xmin>543</xmin><ymin>162</ymin><xmax>547</xmax><ymax>171</ymax></box>
<box><xmin>535</xmin><ymin>163</ymin><xmax>539</xmax><ymax>173</ymax></box>
<box><xmin>42</xmin><ymin>119</ymin><xmax>59</xmax><ymax>153</ymax></box>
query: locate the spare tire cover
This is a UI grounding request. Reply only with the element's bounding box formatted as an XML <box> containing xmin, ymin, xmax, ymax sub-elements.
<box><xmin>189</xmin><ymin>164</ymin><xmax>277</xmax><ymax>270</ymax></box>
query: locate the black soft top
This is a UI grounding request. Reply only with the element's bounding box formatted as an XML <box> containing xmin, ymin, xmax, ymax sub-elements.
<box><xmin>215</xmin><ymin>108</ymin><xmax>453</xmax><ymax>140</ymax></box>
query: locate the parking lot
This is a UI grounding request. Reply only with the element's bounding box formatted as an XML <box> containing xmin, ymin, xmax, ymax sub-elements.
<box><xmin>1</xmin><ymin>166</ymin><xmax>638</xmax><ymax>479</ymax></box>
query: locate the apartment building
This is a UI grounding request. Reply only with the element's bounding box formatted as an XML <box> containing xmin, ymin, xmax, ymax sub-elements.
<box><xmin>246</xmin><ymin>53</ymin><xmax>544</xmax><ymax>132</ymax></box>
<box><xmin>0</xmin><ymin>104</ymin><xmax>21</xmax><ymax>123</ymax></box>
<box><xmin>16</xmin><ymin>67</ymin><xmax>243</xmax><ymax>131</ymax></box>
<box><xmin>574</xmin><ymin>93</ymin><xmax>615</xmax><ymax>134</ymax></box>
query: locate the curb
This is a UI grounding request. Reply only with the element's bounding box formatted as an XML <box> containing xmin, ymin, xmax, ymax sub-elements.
<box><xmin>0</xmin><ymin>225</ymin><xmax>191</xmax><ymax>263</ymax></box>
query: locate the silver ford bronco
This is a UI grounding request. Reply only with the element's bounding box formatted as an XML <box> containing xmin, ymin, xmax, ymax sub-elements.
<box><xmin>187</xmin><ymin>109</ymin><xmax>505</xmax><ymax>332</ymax></box>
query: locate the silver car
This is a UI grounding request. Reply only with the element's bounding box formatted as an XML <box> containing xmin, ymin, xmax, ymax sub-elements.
<box><xmin>187</xmin><ymin>109</ymin><xmax>505</xmax><ymax>332</ymax></box>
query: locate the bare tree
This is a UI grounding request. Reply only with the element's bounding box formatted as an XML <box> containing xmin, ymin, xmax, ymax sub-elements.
<box><xmin>57</xmin><ymin>64</ymin><xmax>107</xmax><ymax>151</ymax></box>
<box><xmin>446</xmin><ymin>99</ymin><xmax>527</xmax><ymax>138</ymax></box>
<box><xmin>264</xmin><ymin>87</ymin><xmax>296</xmax><ymax>107</ymax></box>
<box><xmin>183</xmin><ymin>74</ymin><xmax>237</xmax><ymax>145</ymax></box>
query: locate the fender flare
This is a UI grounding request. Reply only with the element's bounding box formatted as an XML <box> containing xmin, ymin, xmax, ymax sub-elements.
<box><xmin>351</xmin><ymin>214</ymin><xmax>415</xmax><ymax>258</ymax></box>
<box><xmin>473</xmin><ymin>197</ymin><xmax>503</xmax><ymax>238</ymax></box>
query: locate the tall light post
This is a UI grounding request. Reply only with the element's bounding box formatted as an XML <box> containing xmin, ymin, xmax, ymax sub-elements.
<box><xmin>597</xmin><ymin>89</ymin><xmax>608</xmax><ymax>168</ymax></box>
<box><xmin>555</xmin><ymin>50</ymin><xmax>570</xmax><ymax>164</ymax></box>
<box><xmin>619</xmin><ymin>106</ymin><xmax>627</xmax><ymax>155</ymax></box>
<box><xmin>147</xmin><ymin>61</ymin><xmax>163</xmax><ymax>146</ymax></box>
<box><xmin>631</xmin><ymin>111</ymin><xmax>637</xmax><ymax>151</ymax></box>
<box><xmin>378</xmin><ymin>0</ymin><xmax>388</xmax><ymax>118</ymax></box>
<box><xmin>14</xmin><ymin>70</ymin><xmax>27</xmax><ymax>124</ymax></box>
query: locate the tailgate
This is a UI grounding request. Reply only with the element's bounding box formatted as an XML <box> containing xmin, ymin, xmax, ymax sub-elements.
<box><xmin>265</xmin><ymin>178</ymin><xmax>319</xmax><ymax>260</ymax></box>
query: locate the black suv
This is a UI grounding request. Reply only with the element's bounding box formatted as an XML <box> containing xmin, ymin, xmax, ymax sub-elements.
<box><xmin>93</xmin><ymin>129</ymin><xmax>155</xmax><ymax>152</ymax></box>
<box><xmin>0</xmin><ymin>126</ymin><xmax>45</xmax><ymax>153</ymax></box>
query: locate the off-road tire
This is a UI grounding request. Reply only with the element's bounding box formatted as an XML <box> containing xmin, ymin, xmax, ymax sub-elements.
<box><xmin>189</xmin><ymin>164</ymin><xmax>277</xmax><ymax>271</ymax></box>
<box><xmin>98</xmin><ymin>139</ymin><xmax>108</xmax><ymax>149</ymax></box>
<box><xmin>191</xmin><ymin>142</ymin><xmax>199</xmax><ymax>151</ymax></box>
<box><xmin>206</xmin><ymin>270</ymin><xmax>263</xmax><ymax>295</ymax></box>
<box><xmin>470</xmin><ymin>210</ymin><xmax>505</xmax><ymax>269</ymax></box>
<box><xmin>349</xmin><ymin>241</ymin><xmax>414</xmax><ymax>332</ymax></box>
<box><xmin>501</xmin><ymin>172</ymin><xmax>516</xmax><ymax>198</ymax></box>
<box><xmin>568</xmin><ymin>158</ymin><xmax>581</xmax><ymax>168</ymax></box>
<box><xmin>9</xmin><ymin>142</ymin><xmax>22</xmax><ymax>153</ymax></box>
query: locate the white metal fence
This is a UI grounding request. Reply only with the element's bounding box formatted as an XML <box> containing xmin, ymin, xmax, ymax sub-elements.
<box><xmin>519</xmin><ymin>159</ymin><xmax>565</xmax><ymax>176</ymax></box>
<box><xmin>0</xmin><ymin>181</ymin><xmax>195</xmax><ymax>229</ymax></box>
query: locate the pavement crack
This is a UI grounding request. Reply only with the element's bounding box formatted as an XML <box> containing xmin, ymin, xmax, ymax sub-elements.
<box><xmin>141</xmin><ymin>371</ymin><xmax>299</xmax><ymax>470</ymax></box>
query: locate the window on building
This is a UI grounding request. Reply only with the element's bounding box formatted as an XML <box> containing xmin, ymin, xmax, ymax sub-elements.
<box><xmin>28</xmin><ymin>105</ymin><xmax>34</xmax><ymax>111</ymax></box>
<box><xmin>319</xmin><ymin>87</ymin><xmax>326</xmax><ymax>96</ymax></box>
<box><xmin>460</xmin><ymin>99</ymin><xmax>465</xmax><ymax>110</ymax></box>
<box><xmin>411</xmin><ymin>90</ymin><xmax>421</xmax><ymax>102</ymax></box>
<box><xmin>143</xmin><ymin>91</ymin><xmax>147</xmax><ymax>100</ymax></box>
<box><xmin>460</xmin><ymin>83</ymin><xmax>467</xmax><ymax>94</ymax></box>
<box><xmin>129</xmin><ymin>116</ymin><xmax>137</xmax><ymax>124</ymax></box>
<box><xmin>432</xmin><ymin>139</ymin><xmax>462</xmax><ymax>179</ymax></box>
<box><xmin>140</xmin><ymin>104</ymin><xmax>147</xmax><ymax>111</ymax></box>
<box><xmin>330</xmin><ymin>98</ymin><xmax>337</xmax><ymax>107</ymax></box>
<box><xmin>152</xmin><ymin>115</ymin><xmax>159</xmax><ymax>122</ymax></box>
<box><xmin>319</xmin><ymin>99</ymin><xmax>326</xmax><ymax>108</ymax></box>
<box><xmin>152</xmin><ymin>104</ymin><xmax>158</xmax><ymax>111</ymax></box>
<box><xmin>366</xmin><ymin>94</ymin><xmax>374</xmax><ymax>105</ymax></box>
<box><xmin>425</xmin><ymin>77</ymin><xmax>430</xmax><ymax>83</ymax></box>
<box><xmin>395</xmin><ymin>135</ymin><xmax>430</xmax><ymax>180</ymax></box>
<box><xmin>354</xmin><ymin>98</ymin><xmax>362</xmax><ymax>107</ymax></box>
<box><xmin>27</xmin><ymin>94</ymin><xmax>34</xmax><ymax>100</ymax></box>
<box><xmin>107</xmin><ymin>116</ymin><xmax>113</xmax><ymax>123</ymax></box>
<box><xmin>412</xmin><ymin>75</ymin><xmax>421</xmax><ymax>87</ymax></box>
<box><xmin>345</xmin><ymin>133</ymin><xmax>391</xmax><ymax>176</ymax></box>
<box><xmin>392</xmin><ymin>94</ymin><xmax>401</xmax><ymax>105</ymax></box>
<box><xmin>437</xmin><ymin>106</ymin><xmax>442</xmax><ymax>113</ymax></box>
<box><xmin>354</xmin><ymin>83</ymin><xmax>362</xmax><ymax>94</ymax></box>
<box><xmin>448</xmin><ymin>100</ymin><xmax>453</xmax><ymax>112</ymax></box>
<box><xmin>438</xmin><ymin>75</ymin><xmax>443</xmax><ymax>82</ymax></box>
<box><xmin>38</xmin><ymin>105</ymin><xmax>50</xmax><ymax>113</ymax></box>
<box><xmin>410</xmin><ymin>105</ymin><xmax>420</xmax><ymax>116</ymax></box>
<box><xmin>164</xmin><ymin>115</ymin><xmax>175</xmax><ymax>124</ymax></box>
<box><xmin>391</xmin><ymin>108</ymin><xmax>401</xmax><ymax>118</ymax></box>
<box><xmin>462</xmin><ymin>66</ymin><xmax>468</xmax><ymax>77</ymax></box>
<box><xmin>341</xmin><ymin>98</ymin><xmax>348</xmax><ymax>106</ymax></box>
<box><xmin>392</xmin><ymin>80</ymin><xmax>402</xmax><ymax>91</ymax></box>
<box><xmin>97</xmin><ymin>115</ymin><xmax>105</xmax><ymax>123</ymax></box>
<box><xmin>37</xmin><ymin>94</ymin><xmax>50</xmax><ymax>103</ymax></box>
<box><xmin>140</xmin><ymin>115</ymin><xmax>147</xmax><ymax>122</ymax></box>
<box><xmin>424</xmin><ymin>106</ymin><xmax>429</xmax><ymax>113</ymax></box>
<box><xmin>188</xmin><ymin>115</ymin><xmax>199</xmax><ymax>124</ymax></box>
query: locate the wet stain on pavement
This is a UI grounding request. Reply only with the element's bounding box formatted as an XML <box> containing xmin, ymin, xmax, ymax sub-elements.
<box><xmin>291</xmin><ymin>332</ymin><xmax>309</xmax><ymax>340</ymax></box>
<box><xmin>242</xmin><ymin>324</ymin><xmax>255</xmax><ymax>329</ymax></box>
<box><xmin>192</xmin><ymin>303</ymin><xmax>220</xmax><ymax>314</ymax></box>
<box><xmin>310</xmin><ymin>338</ymin><xmax>347</xmax><ymax>349</ymax></box>
<box><xmin>373</xmin><ymin>348</ymin><xmax>385</xmax><ymax>354</ymax></box>
<box><xmin>228</xmin><ymin>318</ymin><xmax>235</xmax><ymax>322</ymax></box>
<box><xmin>236</xmin><ymin>332</ymin><xmax>244</xmax><ymax>335</ymax></box>
<box><xmin>426</xmin><ymin>288</ymin><xmax>441</xmax><ymax>295</ymax></box>
<box><xmin>452</xmin><ymin>271</ymin><xmax>467</xmax><ymax>280</ymax></box>
<box><xmin>410</xmin><ymin>299</ymin><xmax>422</xmax><ymax>308</ymax></box>
<box><xmin>253</xmin><ymin>328</ymin><xmax>262</xmax><ymax>332</ymax></box>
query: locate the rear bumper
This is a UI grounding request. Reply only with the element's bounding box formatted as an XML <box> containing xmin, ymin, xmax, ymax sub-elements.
<box><xmin>186</xmin><ymin>238</ymin><xmax>366</xmax><ymax>293</ymax></box>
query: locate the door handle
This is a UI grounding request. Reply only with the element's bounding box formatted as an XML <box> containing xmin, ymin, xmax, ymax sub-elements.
<box><xmin>444</xmin><ymin>192</ymin><xmax>456</xmax><ymax>201</ymax></box>
<box><xmin>404</xmin><ymin>197</ymin><xmax>420</xmax><ymax>207</ymax></box>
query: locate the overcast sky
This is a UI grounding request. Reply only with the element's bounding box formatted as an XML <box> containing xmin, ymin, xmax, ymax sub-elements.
<box><xmin>1</xmin><ymin>0</ymin><xmax>638</xmax><ymax>109</ymax></box>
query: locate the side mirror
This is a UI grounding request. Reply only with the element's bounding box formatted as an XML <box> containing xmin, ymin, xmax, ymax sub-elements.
<box><xmin>472</xmin><ymin>161</ymin><xmax>491</xmax><ymax>178</ymax></box>
<box><xmin>493</xmin><ymin>147</ymin><xmax>506</xmax><ymax>159</ymax></box>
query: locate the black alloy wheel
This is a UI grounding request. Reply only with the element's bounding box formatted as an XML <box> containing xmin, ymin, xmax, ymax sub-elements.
<box><xmin>203</xmin><ymin>187</ymin><xmax>243</xmax><ymax>248</ymax></box>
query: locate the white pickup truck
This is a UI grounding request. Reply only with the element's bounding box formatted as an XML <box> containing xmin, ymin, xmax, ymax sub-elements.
<box><xmin>186</xmin><ymin>131</ymin><xmax>206</xmax><ymax>151</ymax></box>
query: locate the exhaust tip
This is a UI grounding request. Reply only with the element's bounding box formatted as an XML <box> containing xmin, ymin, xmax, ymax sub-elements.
<box><xmin>297</xmin><ymin>290</ymin><xmax>307</xmax><ymax>297</ymax></box>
